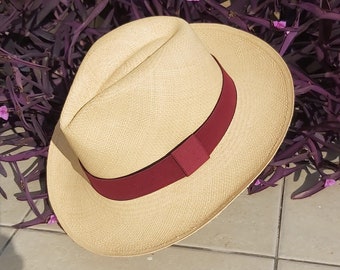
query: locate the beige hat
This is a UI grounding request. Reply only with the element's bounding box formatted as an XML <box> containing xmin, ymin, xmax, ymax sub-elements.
<box><xmin>47</xmin><ymin>16</ymin><xmax>294</xmax><ymax>256</ymax></box>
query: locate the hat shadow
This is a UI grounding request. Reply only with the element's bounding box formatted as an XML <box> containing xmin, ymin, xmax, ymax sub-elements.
<box><xmin>50</xmin><ymin>122</ymin><xmax>88</xmax><ymax>182</ymax></box>
<box><xmin>0</xmin><ymin>229</ymin><xmax>23</xmax><ymax>270</ymax></box>
<box><xmin>0</xmin><ymin>159</ymin><xmax>24</xmax><ymax>269</ymax></box>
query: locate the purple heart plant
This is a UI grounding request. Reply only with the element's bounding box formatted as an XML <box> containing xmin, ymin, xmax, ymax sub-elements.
<box><xmin>0</xmin><ymin>0</ymin><xmax>339</xmax><ymax>228</ymax></box>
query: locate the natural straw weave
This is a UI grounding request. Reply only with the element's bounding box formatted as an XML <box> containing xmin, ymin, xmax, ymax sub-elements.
<box><xmin>47</xmin><ymin>16</ymin><xmax>294</xmax><ymax>256</ymax></box>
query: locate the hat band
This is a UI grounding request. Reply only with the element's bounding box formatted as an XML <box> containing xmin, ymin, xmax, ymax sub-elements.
<box><xmin>81</xmin><ymin>58</ymin><xmax>237</xmax><ymax>200</ymax></box>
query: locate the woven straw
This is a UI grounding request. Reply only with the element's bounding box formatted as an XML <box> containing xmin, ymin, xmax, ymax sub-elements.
<box><xmin>47</xmin><ymin>16</ymin><xmax>294</xmax><ymax>256</ymax></box>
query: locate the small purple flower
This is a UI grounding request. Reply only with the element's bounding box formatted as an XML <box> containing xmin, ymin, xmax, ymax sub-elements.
<box><xmin>0</xmin><ymin>105</ymin><xmax>9</xmax><ymax>121</ymax></box>
<box><xmin>324</xmin><ymin>179</ymin><xmax>336</xmax><ymax>188</ymax></box>
<box><xmin>47</xmin><ymin>214</ymin><xmax>58</xmax><ymax>224</ymax></box>
<box><xmin>254</xmin><ymin>179</ymin><xmax>262</xmax><ymax>186</ymax></box>
<box><xmin>273</xmin><ymin>21</ymin><xmax>286</xmax><ymax>29</ymax></box>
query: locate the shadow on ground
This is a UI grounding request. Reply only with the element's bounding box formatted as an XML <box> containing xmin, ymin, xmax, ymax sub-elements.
<box><xmin>0</xmin><ymin>227</ymin><xmax>23</xmax><ymax>270</ymax></box>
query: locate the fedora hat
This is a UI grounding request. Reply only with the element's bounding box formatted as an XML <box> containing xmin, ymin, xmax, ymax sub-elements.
<box><xmin>47</xmin><ymin>16</ymin><xmax>294</xmax><ymax>256</ymax></box>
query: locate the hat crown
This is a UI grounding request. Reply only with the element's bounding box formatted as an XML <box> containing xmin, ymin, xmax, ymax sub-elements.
<box><xmin>61</xmin><ymin>17</ymin><xmax>222</xmax><ymax>178</ymax></box>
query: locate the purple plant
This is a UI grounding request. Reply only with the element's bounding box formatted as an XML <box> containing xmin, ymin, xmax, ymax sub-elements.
<box><xmin>0</xmin><ymin>0</ymin><xmax>339</xmax><ymax>228</ymax></box>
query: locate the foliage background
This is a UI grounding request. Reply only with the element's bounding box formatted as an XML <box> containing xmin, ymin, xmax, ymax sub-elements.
<box><xmin>0</xmin><ymin>0</ymin><xmax>339</xmax><ymax>227</ymax></box>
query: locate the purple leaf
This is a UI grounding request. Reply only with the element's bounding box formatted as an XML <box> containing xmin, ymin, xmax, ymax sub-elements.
<box><xmin>291</xmin><ymin>180</ymin><xmax>325</xmax><ymax>199</ymax></box>
<box><xmin>279</xmin><ymin>30</ymin><xmax>298</xmax><ymax>56</ymax></box>
<box><xmin>0</xmin><ymin>162</ymin><xmax>7</xmax><ymax>177</ymax></box>
<box><xmin>68</xmin><ymin>0</ymin><xmax>109</xmax><ymax>65</ymax></box>
<box><xmin>248</xmin><ymin>166</ymin><xmax>303</xmax><ymax>194</ymax></box>
<box><xmin>0</xmin><ymin>186</ymin><xmax>7</xmax><ymax>199</ymax></box>
<box><xmin>294</xmin><ymin>2</ymin><xmax>340</xmax><ymax>20</ymax></box>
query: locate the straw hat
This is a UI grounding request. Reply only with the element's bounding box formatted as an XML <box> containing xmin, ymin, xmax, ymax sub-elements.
<box><xmin>47</xmin><ymin>16</ymin><xmax>294</xmax><ymax>256</ymax></box>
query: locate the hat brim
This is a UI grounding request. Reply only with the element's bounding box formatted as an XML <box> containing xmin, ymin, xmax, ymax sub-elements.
<box><xmin>47</xmin><ymin>22</ymin><xmax>294</xmax><ymax>256</ymax></box>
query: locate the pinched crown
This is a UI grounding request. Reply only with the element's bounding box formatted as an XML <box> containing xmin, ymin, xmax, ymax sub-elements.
<box><xmin>60</xmin><ymin>17</ymin><xmax>222</xmax><ymax>178</ymax></box>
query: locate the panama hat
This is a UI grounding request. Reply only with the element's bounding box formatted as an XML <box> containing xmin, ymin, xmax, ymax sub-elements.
<box><xmin>47</xmin><ymin>16</ymin><xmax>294</xmax><ymax>256</ymax></box>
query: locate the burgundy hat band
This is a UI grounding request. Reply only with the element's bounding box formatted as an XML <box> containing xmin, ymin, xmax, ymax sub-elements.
<box><xmin>81</xmin><ymin>58</ymin><xmax>237</xmax><ymax>200</ymax></box>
